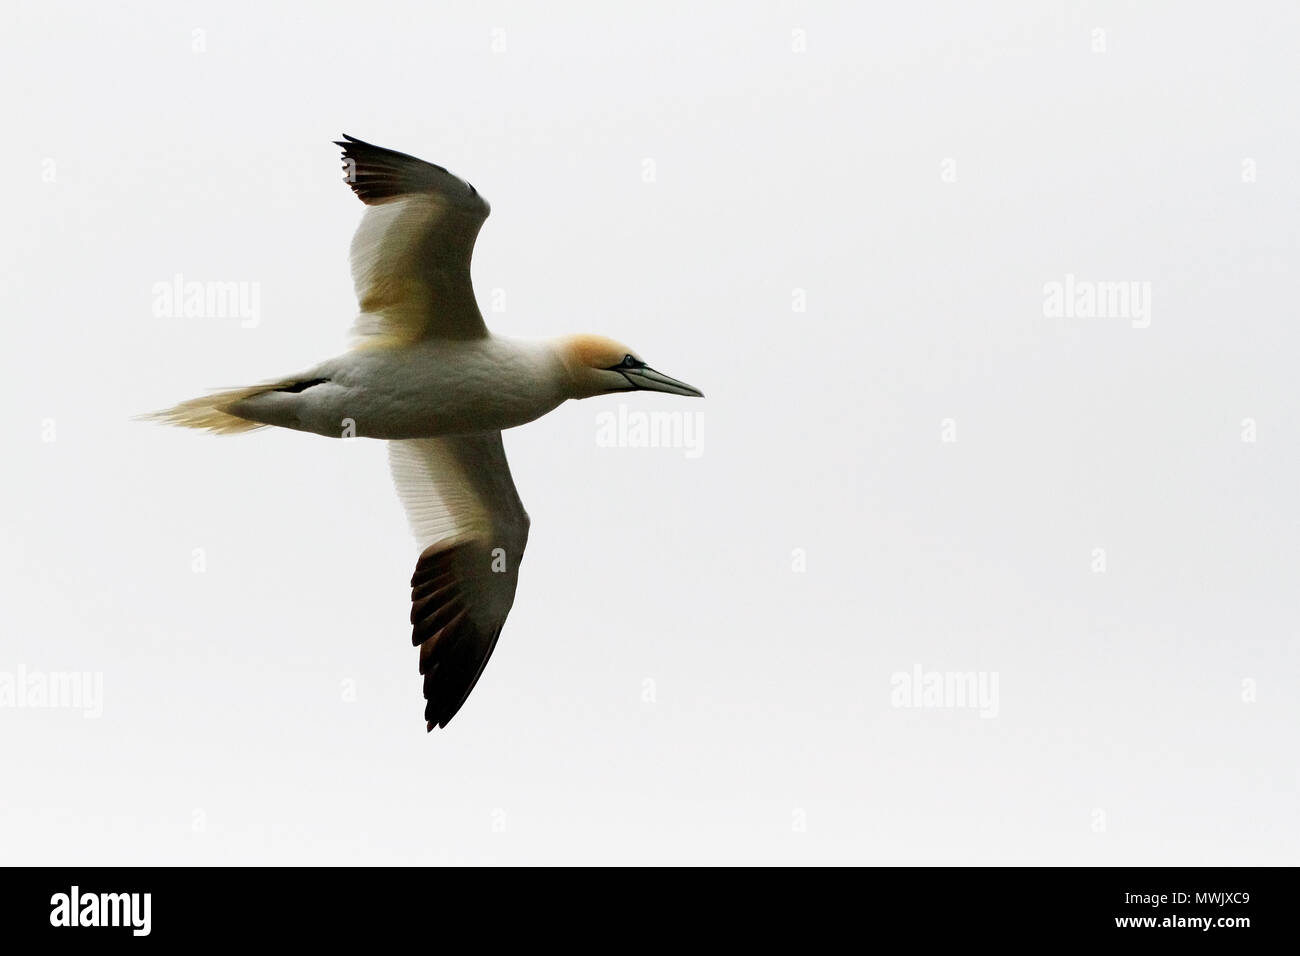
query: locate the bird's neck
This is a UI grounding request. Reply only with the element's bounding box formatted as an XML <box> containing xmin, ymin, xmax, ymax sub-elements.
<box><xmin>549</xmin><ymin>335</ymin><xmax>611</xmax><ymax>399</ymax></box>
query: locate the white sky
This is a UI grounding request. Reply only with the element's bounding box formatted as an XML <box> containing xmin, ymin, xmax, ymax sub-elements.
<box><xmin>2</xmin><ymin>0</ymin><xmax>1297</xmax><ymax>864</ymax></box>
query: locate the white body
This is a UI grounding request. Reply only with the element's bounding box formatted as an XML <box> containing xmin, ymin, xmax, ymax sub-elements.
<box><xmin>229</xmin><ymin>336</ymin><xmax>570</xmax><ymax>439</ymax></box>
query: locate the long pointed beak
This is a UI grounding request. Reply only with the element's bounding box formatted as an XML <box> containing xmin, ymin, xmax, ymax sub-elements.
<box><xmin>622</xmin><ymin>366</ymin><xmax>704</xmax><ymax>397</ymax></box>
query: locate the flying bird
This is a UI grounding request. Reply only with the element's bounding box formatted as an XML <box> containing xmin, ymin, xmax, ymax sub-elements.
<box><xmin>148</xmin><ymin>134</ymin><xmax>702</xmax><ymax>730</ymax></box>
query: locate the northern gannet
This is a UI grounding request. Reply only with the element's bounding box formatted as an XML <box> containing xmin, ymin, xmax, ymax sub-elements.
<box><xmin>148</xmin><ymin>134</ymin><xmax>702</xmax><ymax>730</ymax></box>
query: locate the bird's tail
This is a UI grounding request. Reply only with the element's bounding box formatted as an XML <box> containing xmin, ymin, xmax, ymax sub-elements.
<box><xmin>139</xmin><ymin>382</ymin><xmax>288</xmax><ymax>434</ymax></box>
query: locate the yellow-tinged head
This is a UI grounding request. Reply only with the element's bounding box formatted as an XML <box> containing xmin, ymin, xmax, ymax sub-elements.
<box><xmin>558</xmin><ymin>334</ymin><xmax>704</xmax><ymax>400</ymax></box>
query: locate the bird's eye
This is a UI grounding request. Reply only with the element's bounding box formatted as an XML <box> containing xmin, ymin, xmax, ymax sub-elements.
<box><xmin>622</xmin><ymin>355</ymin><xmax>640</xmax><ymax>368</ymax></box>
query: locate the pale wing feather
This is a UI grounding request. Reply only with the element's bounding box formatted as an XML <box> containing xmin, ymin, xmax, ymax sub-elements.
<box><xmin>336</xmin><ymin>135</ymin><xmax>491</xmax><ymax>347</ymax></box>
<box><xmin>388</xmin><ymin>432</ymin><xmax>496</xmax><ymax>546</ymax></box>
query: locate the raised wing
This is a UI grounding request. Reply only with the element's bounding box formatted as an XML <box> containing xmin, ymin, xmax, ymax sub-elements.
<box><xmin>388</xmin><ymin>434</ymin><xmax>530</xmax><ymax>730</ymax></box>
<box><xmin>336</xmin><ymin>134</ymin><xmax>491</xmax><ymax>346</ymax></box>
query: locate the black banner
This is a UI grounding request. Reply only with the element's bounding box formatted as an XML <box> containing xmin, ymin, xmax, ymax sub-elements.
<box><xmin>1</xmin><ymin>866</ymin><xmax>1287</xmax><ymax>942</ymax></box>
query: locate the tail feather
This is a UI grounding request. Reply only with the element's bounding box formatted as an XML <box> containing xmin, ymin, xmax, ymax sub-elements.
<box><xmin>140</xmin><ymin>382</ymin><xmax>289</xmax><ymax>434</ymax></box>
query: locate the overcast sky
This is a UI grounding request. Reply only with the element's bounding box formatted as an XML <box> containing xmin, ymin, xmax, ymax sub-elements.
<box><xmin>2</xmin><ymin>1</ymin><xmax>1297</xmax><ymax>864</ymax></box>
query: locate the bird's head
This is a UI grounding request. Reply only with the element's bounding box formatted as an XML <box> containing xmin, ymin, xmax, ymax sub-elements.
<box><xmin>558</xmin><ymin>334</ymin><xmax>704</xmax><ymax>400</ymax></box>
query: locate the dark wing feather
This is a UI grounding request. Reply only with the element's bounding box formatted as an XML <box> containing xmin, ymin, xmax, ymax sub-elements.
<box><xmin>390</xmin><ymin>436</ymin><xmax>529</xmax><ymax>730</ymax></box>
<box><xmin>334</xmin><ymin>134</ymin><xmax>488</xmax><ymax>211</ymax></box>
